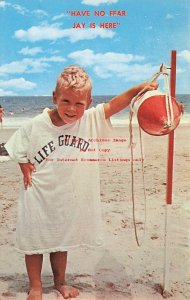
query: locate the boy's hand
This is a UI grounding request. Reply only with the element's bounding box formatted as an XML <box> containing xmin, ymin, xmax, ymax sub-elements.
<box><xmin>104</xmin><ymin>80</ymin><xmax>159</xmax><ymax>119</ymax></box>
<box><xmin>143</xmin><ymin>80</ymin><xmax>159</xmax><ymax>92</ymax></box>
<box><xmin>19</xmin><ymin>162</ymin><xmax>36</xmax><ymax>190</ymax></box>
<box><xmin>135</xmin><ymin>81</ymin><xmax>159</xmax><ymax>98</ymax></box>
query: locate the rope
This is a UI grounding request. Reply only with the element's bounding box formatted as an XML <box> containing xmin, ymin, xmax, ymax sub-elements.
<box><xmin>129</xmin><ymin>110</ymin><xmax>147</xmax><ymax>246</ymax></box>
<box><xmin>130</xmin><ymin>69</ymin><xmax>163</xmax><ymax>112</ymax></box>
<box><xmin>164</xmin><ymin>73</ymin><xmax>174</xmax><ymax>127</ymax></box>
<box><xmin>129</xmin><ymin>64</ymin><xmax>174</xmax><ymax>247</ymax></box>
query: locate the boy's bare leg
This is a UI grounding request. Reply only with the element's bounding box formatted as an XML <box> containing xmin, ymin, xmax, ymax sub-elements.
<box><xmin>25</xmin><ymin>254</ymin><xmax>43</xmax><ymax>300</ymax></box>
<box><xmin>50</xmin><ymin>251</ymin><xmax>79</xmax><ymax>299</ymax></box>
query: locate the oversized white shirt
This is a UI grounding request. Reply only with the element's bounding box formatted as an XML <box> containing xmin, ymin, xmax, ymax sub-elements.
<box><xmin>5</xmin><ymin>104</ymin><xmax>112</xmax><ymax>254</ymax></box>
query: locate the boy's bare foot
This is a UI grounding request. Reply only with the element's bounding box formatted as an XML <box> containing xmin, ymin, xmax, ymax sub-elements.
<box><xmin>27</xmin><ymin>289</ymin><xmax>42</xmax><ymax>300</ymax></box>
<box><xmin>54</xmin><ymin>285</ymin><xmax>79</xmax><ymax>299</ymax></box>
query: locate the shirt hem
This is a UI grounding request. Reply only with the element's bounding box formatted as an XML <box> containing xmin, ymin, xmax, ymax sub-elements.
<box><xmin>15</xmin><ymin>243</ymin><xmax>105</xmax><ymax>254</ymax></box>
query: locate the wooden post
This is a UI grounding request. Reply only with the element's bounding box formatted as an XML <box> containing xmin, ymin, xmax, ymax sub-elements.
<box><xmin>163</xmin><ymin>50</ymin><xmax>176</xmax><ymax>298</ymax></box>
<box><xmin>166</xmin><ymin>50</ymin><xmax>176</xmax><ymax>205</ymax></box>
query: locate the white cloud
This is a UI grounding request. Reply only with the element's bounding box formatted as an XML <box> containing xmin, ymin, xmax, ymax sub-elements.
<box><xmin>68</xmin><ymin>27</ymin><xmax>115</xmax><ymax>43</ymax></box>
<box><xmin>14</xmin><ymin>23</ymin><xmax>115</xmax><ymax>43</ymax></box>
<box><xmin>33</xmin><ymin>9</ymin><xmax>48</xmax><ymax>17</ymax></box>
<box><xmin>0</xmin><ymin>1</ymin><xmax>29</xmax><ymax>14</ymax></box>
<box><xmin>52</xmin><ymin>13</ymin><xmax>67</xmax><ymax>21</ymax></box>
<box><xmin>69</xmin><ymin>49</ymin><xmax>144</xmax><ymax>66</ymax></box>
<box><xmin>0</xmin><ymin>56</ymin><xmax>66</xmax><ymax>75</ymax></box>
<box><xmin>68</xmin><ymin>49</ymin><xmax>157</xmax><ymax>81</ymax></box>
<box><xmin>12</xmin><ymin>3</ymin><xmax>29</xmax><ymax>15</ymax></box>
<box><xmin>178</xmin><ymin>50</ymin><xmax>190</xmax><ymax>63</ymax></box>
<box><xmin>19</xmin><ymin>47</ymin><xmax>43</xmax><ymax>56</ymax></box>
<box><xmin>0</xmin><ymin>1</ymin><xmax>8</xmax><ymax>8</ymax></box>
<box><xmin>0</xmin><ymin>78</ymin><xmax>36</xmax><ymax>90</ymax></box>
<box><xmin>82</xmin><ymin>0</ymin><xmax>118</xmax><ymax>6</ymax></box>
<box><xmin>0</xmin><ymin>88</ymin><xmax>17</xmax><ymax>96</ymax></box>
<box><xmin>0</xmin><ymin>2</ymin><xmax>47</xmax><ymax>17</ymax></box>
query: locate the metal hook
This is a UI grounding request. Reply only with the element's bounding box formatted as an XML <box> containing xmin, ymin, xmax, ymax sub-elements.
<box><xmin>160</xmin><ymin>64</ymin><xmax>169</xmax><ymax>75</ymax></box>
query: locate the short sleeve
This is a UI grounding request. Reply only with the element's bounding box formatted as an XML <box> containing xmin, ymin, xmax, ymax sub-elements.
<box><xmin>87</xmin><ymin>103</ymin><xmax>113</xmax><ymax>138</ymax></box>
<box><xmin>5</xmin><ymin>126</ymin><xmax>30</xmax><ymax>163</ymax></box>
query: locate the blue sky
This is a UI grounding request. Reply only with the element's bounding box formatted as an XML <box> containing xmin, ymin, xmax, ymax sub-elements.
<box><xmin>0</xmin><ymin>0</ymin><xmax>190</xmax><ymax>96</ymax></box>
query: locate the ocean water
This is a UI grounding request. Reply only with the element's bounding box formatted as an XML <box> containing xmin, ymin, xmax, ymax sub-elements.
<box><xmin>0</xmin><ymin>94</ymin><xmax>189</xmax><ymax>128</ymax></box>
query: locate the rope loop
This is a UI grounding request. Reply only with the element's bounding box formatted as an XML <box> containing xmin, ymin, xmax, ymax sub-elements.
<box><xmin>129</xmin><ymin>63</ymin><xmax>173</xmax><ymax>247</ymax></box>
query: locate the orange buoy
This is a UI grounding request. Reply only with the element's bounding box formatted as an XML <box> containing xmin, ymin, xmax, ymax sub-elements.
<box><xmin>134</xmin><ymin>90</ymin><xmax>182</xmax><ymax>136</ymax></box>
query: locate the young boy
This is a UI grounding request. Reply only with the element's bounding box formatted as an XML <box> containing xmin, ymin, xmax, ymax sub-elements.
<box><xmin>5</xmin><ymin>65</ymin><xmax>158</xmax><ymax>300</ymax></box>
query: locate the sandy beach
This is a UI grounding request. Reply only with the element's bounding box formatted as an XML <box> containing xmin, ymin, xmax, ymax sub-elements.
<box><xmin>0</xmin><ymin>124</ymin><xmax>190</xmax><ymax>300</ymax></box>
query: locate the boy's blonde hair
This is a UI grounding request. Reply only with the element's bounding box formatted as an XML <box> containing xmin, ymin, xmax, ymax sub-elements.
<box><xmin>55</xmin><ymin>65</ymin><xmax>92</xmax><ymax>96</ymax></box>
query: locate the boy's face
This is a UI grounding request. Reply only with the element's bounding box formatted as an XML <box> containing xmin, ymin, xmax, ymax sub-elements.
<box><xmin>53</xmin><ymin>88</ymin><xmax>92</xmax><ymax>125</ymax></box>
